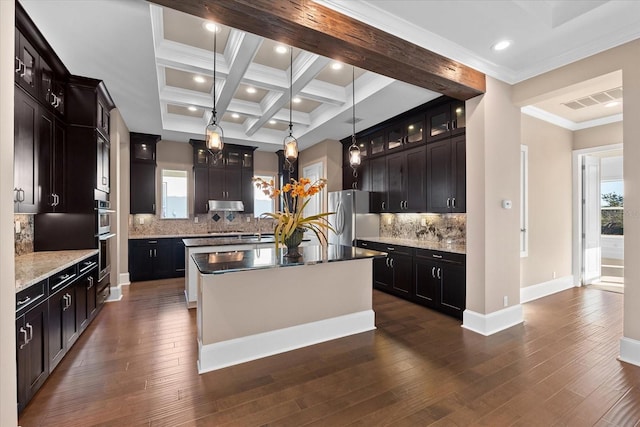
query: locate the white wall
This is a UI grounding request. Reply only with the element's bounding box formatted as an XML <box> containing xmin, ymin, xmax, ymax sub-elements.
<box><xmin>1</xmin><ymin>2</ymin><xmax>18</xmax><ymax>424</ymax></box>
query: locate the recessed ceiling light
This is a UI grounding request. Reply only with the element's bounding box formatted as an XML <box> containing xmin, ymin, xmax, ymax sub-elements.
<box><xmin>269</xmin><ymin>119</ymin><xmax>277</xmax><ymax>125</ymax></box>
<box><xmin>246</xmin><ymin>87</ymin><xmax>257</xmax><ymax>94</ymax></box>
<box><xmin>203</xmin><ymin>22</ymin><xmax>219</xmax><ymax>33</ymax></box>
<box><xmin>605</xmin><ymin>101</ymin><xmax>620</xmax><ymax>108</ymax></box>
<box><xmin>188</xmin><ymin>106</ymin><xmax>198</xmax><ymax>112</ymax></box>
<box><xmin>231</xmin><ymin>113</ymin><xmax>240</xmax><ymax>119</ymax></box>
<box><xmin>331</xmin><ymin>62</ymin><xmax>343</xmax><ymax>70</ymax></box>
<box><xmin>275</xmin><ymin>45</ymin><xmax>288</xmax><ymax>54</ymax></box>
<box><xmin>293</xmin><ymin>97</ymin><xmax>302</xmax><ymax>104</ymax></box>
<box><xmin>491</xmin><ymin>40</ymin><xmax>512</xmax><ymax>51</ymax></box>
<box><xmin>193</xmin><ymin>76</ymin><xmax>206</xmax><ymax>83</ymax></box>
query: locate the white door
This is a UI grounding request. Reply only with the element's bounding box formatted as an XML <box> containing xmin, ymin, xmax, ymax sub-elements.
<box><xmin>583</xmin><ymin>155</ymin><xmax>601</xmax><ymax>284</ymax></box>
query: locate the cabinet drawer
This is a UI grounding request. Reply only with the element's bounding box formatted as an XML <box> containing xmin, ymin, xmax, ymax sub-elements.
<box><xmin>16</xmin><ymin>279</ymin><xmax>48</xmax><ymax>316</ymax></box>
<box><xmin>415</xmin><ymin>248</ymin><xmax>465</xmax><ymax>265</ymax></box>
<box><xmin>78</xmin><ymin>255</ymin><xmax>98</xmax><ymax>277</ymax></box>
<box><xmin>358</xmin><ymin>240</ymin><xmax>413</xmax><ymax>256</ymax></box>
<box><xmin>49</xmin><ymin>265</ymin><xmax>78</xmax><ymax>294</ymax></box>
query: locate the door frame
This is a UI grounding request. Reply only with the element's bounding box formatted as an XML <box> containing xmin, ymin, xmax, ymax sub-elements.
<box><xmin>572</xmin><ymin>143</ymin><xmax>622</xmax><ymax>285</ymax></box>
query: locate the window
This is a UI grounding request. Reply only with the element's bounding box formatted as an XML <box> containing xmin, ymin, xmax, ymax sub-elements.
<box><xmin>520</xmin><ymin>145</ymin><xmax>528</xmax><ymax>257</ymax></box>
<box><xmin>601</xmin><ymin>179</ymin><xmax>623</xmax><ymax>235</ymax></box>
<box><xmin>161</xmin><ymin>169</ymin><xmax>188</xmax><ymax>219</ymax></box>
<box><xmin>254</xmin><ymin>174</ymin><xmax>275</xmax><ymax>218</ymax></box>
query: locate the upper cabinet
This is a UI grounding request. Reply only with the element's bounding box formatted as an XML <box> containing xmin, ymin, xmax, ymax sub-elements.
<box><xmin>14</xmin><ymin>29</ymin><xmax>38</xmax><ymax>98</ymax></box>
<box><xmin>130</xmin><ymin>133</ymin><xmax>160</xmax><ymax>215</ymax></box>
<box><xmin>14</xmin><ymin>88</ymin><xmax>39</xmax><ymax>213</ymax></box>
<box><xmin>426</xmin><ymin>100</ymin><xmax>465</xmax><ymax>143</ymax></box>
<box><xmin>386</xmin><ymin>114</ymin><xmax>425</xmax><ymax>153</ymax></box>
<box><xmin>426</xmin><ymin>135</ymin><xmax>466</xmax><ymax>213</ymax></box>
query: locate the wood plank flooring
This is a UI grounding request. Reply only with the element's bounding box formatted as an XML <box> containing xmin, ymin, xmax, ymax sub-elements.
<box><xmin>18</xmin><ymin>279</ymin><xmax>640</xmax><ymax>426</ymax></box>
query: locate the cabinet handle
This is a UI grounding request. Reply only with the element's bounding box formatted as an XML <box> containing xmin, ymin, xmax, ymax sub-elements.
<box><xmin>452</xmin><ymin>119</ymin><xmax>457</xmax><ymax>130</ymax></box>
<box><xmin>154</xmin><ymin>249</ymin><xmax>157</xmax><ymax>257</ymax></box>
<box><xmin>149</xmin><ymin>249</ymin><xmax>152</xmax><ymax>258</ymax></box>
<box><xmin>26</xmin><ymin>323</ymin><xmax>33</xmax><ymax>343</ymax></box>
<box><xmin>437</xmin><ymin>268</ymin><xmax>442</xmax><ymax>280</ymax></box>
<box><xmin>17</xmin><ymin>296</ymin><xmax>31</xmax><ymax>306</ymax></box>
<box><xmin>382</xmin><ymin>201</ymin><xmax>386</xmax><ymax>210</ymax></box>
<box><xmin>446</xmin><ymin>198</ymin><xmax>451</xmax><ymax>208</ymax></box>
<box><xmin>20</xmin><ymin>188</ymin><xmax>25</xmax><ymax>203</ymax></box>
<box><xmin>446</xmin><ymin>121</ymin><xmax>450</xmax><ymax>131</ymax></box>
<box><xmin>386</xmin><ymin>247</ymin><xmax>395</xmax><ymax>251</ymax></box>
<box><xmin>432</xmin><ymin>266</ymin><xmax>436</xmax><ymax>278</ymax></box>
<box><xmin>148</xmin><ymin>240</ymin><xmax>157</xmax><ymax>244</ymax></box>
<box><xmin>15</xmin><ymin>188</ymin><xmax>25</xmax><ymax>203</ymax></box>
<box><xmin>19</xmin><ymin>327</ymin><xmax>28</xmax><ymax>349</ymax></box>
<box><xmin>102</xmin><ymin>177</ymin><xmax>107</xmax><ymax>185</ymax></box>
<box><xmin>451</xmin><ymin>198</ymin><xmax>456</xmax><ymax>208</ymax></box>
<box><xmin>152</xmin><ymin>203</ymin><xmax>155</xmax><ymax>211</ymax></box>
<box><xmin>390</xmin><ymin>258</ymin><xmax>394</xmax><ymax>268</ymax></box>
<box><xmin>15</xmin><ymin>57</ymin><xmax>23</xmax><ymax>73</ymax></box>
<box><xmin>385</xmin><ymin>258</ymin><xmax>390</xmax><ymax>267</ymax></box>
<box><xmin>361</xmin><ymin>242</ymin><xmax>368</xmax><ymax>247</ymax></box>
<box><xmin>62</xmin><ymin>294</ymin><xmax>69</xmax><ymax>311</ymax></box>
<box><xmin>432</xmin><ymin>254</ymin><xmax>443</xmax><ymax>259</ymax></box>
<box><xmin>87</xmin><ymin>276</ymin><xmax>94</xmax><ymax>289</ymax></box>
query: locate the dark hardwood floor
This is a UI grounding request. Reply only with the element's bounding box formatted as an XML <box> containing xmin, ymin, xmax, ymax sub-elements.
<box><xmin>18</xmin><ymin>279</ymin><xmax>640</xmax><ymax>426</ymax></box>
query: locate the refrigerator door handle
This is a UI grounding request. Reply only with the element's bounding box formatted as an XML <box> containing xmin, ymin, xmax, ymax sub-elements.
<box><xmin>335</xmin><ymin>200</ymin><xmax>345</xmax><ymax>236</ymax></box>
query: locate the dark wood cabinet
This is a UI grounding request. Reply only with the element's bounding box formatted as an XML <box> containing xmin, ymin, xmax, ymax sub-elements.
<box><xmin>361</xmin><ymin>241</ymin><xmax>414</xmax><ymax>296</ymax></box>
<box><xmin>426</xmin><ymin>134</ymin><xmax>466</xmax><ymax>213</ymax></box>
<box><xmin>48</xmin><ymin>273</ymin><xmax>79</xmax><ymax>371</ymax></box>
<box><xmin>130</xmin><ymin>133</ymin><xmax>160</xmax><ymax>214</ymax></box>
<box><xmin>14</xmin><ymin>87</ymin><xmax>39</xmax><ymax>213</ymax></box>
<box><xmin>38</xmin><ymin>108</ymin><xmax>66</xmax><ymax>212</ymax></box>
<box><xmin>191</xmin><ymin>140</ymin><xmax>256</xmax><ymax>214</ymax></box>
<box><xmin>426</xmin><ymin>100</ymin><xmax>465</xmax><ymax>143</ymax></box>
<box><xmin>129</xmin><ymin>239</ymin><xmax>174</xmax><ymax>282</ymax></box>
<box><xmin>39</xmin><ymin>57</ymin><xmax>65</xmax><ymax>115</ymax></box>
<box><xmin>97</xmin><ymin>134</ymin><xmax>110</xmax><ymax>194</ymax></box>
<box><xmin>369</xmin><ymin>157</ymin><xmax>388</xmax><ymax>213</ymax></box>
<box><xmin>15</xmin><ymin>28</ymin><xmax>39</xmax><ymax>98</ymax></box>
<box><xmin>76</xmin><ymin>258</ymin><xmax>98</xmax><ymax>332</ymax></box>
<box><xmin>16</xmin><ymin>279</ymin><xmax>49</xmax><ymax>413</ymax></box>
<box><xmin>173</xmin><ymin>239</ymin><xmax>186</xmax><ymax>276</ymax></box>
<box><xmin>414</xmin><ymin>249</ymin><xmax>466</xmax><ymax>319</ymax></box>
<box><xmin>386</xmin><ymin>114</ymin><xmax>425</xmax><ymax>152</ymax></box>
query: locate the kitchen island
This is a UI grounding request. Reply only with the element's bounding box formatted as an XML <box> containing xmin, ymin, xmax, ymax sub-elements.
<box><xmin>192</xmin><ymin>244</ymin><xmax>386</xmax><ymax>373</ymax></box>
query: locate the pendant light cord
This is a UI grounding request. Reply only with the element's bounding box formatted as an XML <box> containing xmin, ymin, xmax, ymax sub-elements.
<box><xmin>352</xmin><ymin>67</ymin><xmax>355</xmax><ymax>138</ymax></box>
<box><xmin>212</xmin><ymin>29</ymin><xmax>217</xmax><ymax>119</ymax></box>
<box><xmin>289</xmin><ymin>48</ymin><xmax>293</xmax><ymax>135</ymax></box>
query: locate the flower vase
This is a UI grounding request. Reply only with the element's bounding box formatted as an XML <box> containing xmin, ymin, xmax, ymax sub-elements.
<box><xmin>283</xmin><ymin>227</ymin><xmax>304</xmax><ymax>258</ymax></box>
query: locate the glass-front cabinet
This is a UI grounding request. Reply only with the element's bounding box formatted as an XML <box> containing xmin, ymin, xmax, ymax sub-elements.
<box><xmin>426</xmin><ymin>101</ymin><xmax>465</xmax><ymax>143</ymax></box>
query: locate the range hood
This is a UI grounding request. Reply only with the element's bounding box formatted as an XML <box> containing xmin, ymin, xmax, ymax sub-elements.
<box><xmin>208</xmin><ymin>200</ymin><xmax>244</xmax><ymax>212</ymax></box>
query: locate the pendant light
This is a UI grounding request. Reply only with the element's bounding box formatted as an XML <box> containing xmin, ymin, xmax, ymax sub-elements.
<box><xmin>348</xmin><ymin>67</ymin><xmax>361</xmax><ymax>178</ymax></box>
<box><xmin>283</xmin><ymin>47</ymin><xmax>298</xmax><ymax>170</ymax></box>
<box><xmin>205</xmin><ymin>24</ymin><xmax>224</xmax><ymax>157</ymax></box>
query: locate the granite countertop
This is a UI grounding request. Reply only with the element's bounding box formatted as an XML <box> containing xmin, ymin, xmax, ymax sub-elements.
<box><xmin>130</xmin><ymin>232</ymin><xmax>272</xmax><ymax>240</ymax></box>
<box><xmin>15</xmin><ymin>249</ymin><xmax>99</xmax><ymax>293</ymax></box>
<box><xmin>192</xmin><ymin>244</ymin><xmax>386</xmax><ymax>275</ymax></box>
<box><xmin>360</xmin><ymin>237</ymin><xmax>466</xmax><ymax>255</ymax></box>
<box><xmin>183</xmin><ymin>235</ymin><xmax>279</xmax><ymax>247</ymax></box>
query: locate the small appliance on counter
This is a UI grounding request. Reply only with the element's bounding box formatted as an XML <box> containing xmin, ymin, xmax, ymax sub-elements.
<box><xmin>328</xmin><ymin>190</ymin><xmax>379</xmax><ymax>246</ymax></box>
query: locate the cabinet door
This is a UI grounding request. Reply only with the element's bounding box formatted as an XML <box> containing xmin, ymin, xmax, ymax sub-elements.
<box><xmin>17</xmin><ymin>301</ymin><xmax>49</xmax><ymax>412</ymax></box>
<box><xmin>373</xmin><ymin>257</ymin><xmax>392</xmax><ymax>290</ymax></box>
<box><xmin>15</xmin><ymin>30</ymin><xmax>39</xmax><ymax>97</ymax></box>
<box><xmin>386</xmin><ymin>152</ymin><xmax>406</xmax><ymax>212</ymax></box>
<box><xmin>130</xmin><ymin>163</ymin><xmax>156</xmax><ymax>214</ymax></box>
<box><xmin>14</xmin><ymin>88</ymin><xmax>39</xmax><ymax>213</ymax></box>
<box><xmin>62</xmin><ymin>287</ymin><xmax>78</xmax><ymax>351</ymax></box>
<box><xmin>40</xmin><ymin>57</ymin><xmax>54</xmax><ymax>107</ymax></box>
<box><xmin>76</xmin><ymin>276</ymin><xmax>89</xmax><ymax>331</ymax></box>
<box><xmin>225</xmin><ymin>169</ymin><xmax>242</xmax><ymax>200</ymax></box>
<box><xmin>426</xmin><ymin>103</ymin><xmax>452</xmax><ymax>143</ymax></box>
<box><xmin>86</xmin><ymin>271</ymin><xmax>98</xmax><ymax>321</ymax></box>
<box><xmin>440</xmin><ymin>264</ymin><xmax>466</xmax><ymax>319</ymax></box>
<box><xmin>414</xmin><ymin>258</ymin><xmax>438</xmax><ymax>308</ymax></box>
<box><xmin>38</xmin><ymin>107</ymin><xmax>55</xmax><ymax>211</ymax></box>
<box><xmin>16</xmin><ymin>316</ymin><xmax>27</xmax><ymax>411</ymax></box>
<box><xmin>451</xmin><ymin>135</ymin><xmax>466</xmax><ymax>213</ymax></box>
<box><xmin>172</xmin><ymin>239</ymin><xmax>186</xmax><ymax>277</ymax></box>
<box><xmin>405</xmin><ymin>116</ymin><xmax>425</xmax><ymax>145</ymax></box>
<box><xmin>405</xmin><ymin>146</ymin><xmax>426</xmax><ymax>212</ymax></box>
<box><xmin>386</xmin><ymin>125</ymin><xmax>403</xmax><ymax>151</ymax></box>
<box><xmin>368</xmin><ymin>132</ymin><xmax>385</xmax><ymax>157</ymax></box>
<box><xmin>241</xmin><ymin>169</ymin><xmax>255</xmax><ymax>214</ymax></box>
<box><xmin>451</xmin><ymin>101</ymin><xmax>466</xmax><ymax>136</ymax></box>
<box><xmin>152</xmin><ymin>241</ymin><xmax>173</xmax><ymax>279</ymax></box>
<box><xmin>208</xmin><ymin>168</ymin><xmax>226</xmax><ymax>200</ymax></box>
<box><xmin>130</xmin><ymin>242</ymin><xmax>154</xmax><ymax>282</ymax></box>
<box><xmin>132</xmin><ymin>141</ymin><xmax>156</xmax><ymax>163</ymax></box>
<box><xmin>426</xmin><ymin>139</ymin><xmax>452</xmax><ymax>213</ymax></box>
<box><xmin>369</xmin><ymin>157</ymin><xmax>388</xmax><ymax>212</ymax></box>
<box><xmin>48</xmin><ymin>289</ymin><xmax>66</xmax><ymax>370</ymax></box>
<box><xmin>391</xmin><ymin>254</ymin><xmax>413</xmax><ymax>295</ymax></box>
<box><xmin>97</xmin><ymin>135</ymin><xmax>110</xmax><ymax>193</ymax></box>
<box><xmin>194</xmin><ymin>167</ymin><xmax>209</xmax><ymax>214</ymax></box>
<box><xmin>97</xmin><ymin>98</ymin><xmax>110</xmax><ymax>139</ymax></box>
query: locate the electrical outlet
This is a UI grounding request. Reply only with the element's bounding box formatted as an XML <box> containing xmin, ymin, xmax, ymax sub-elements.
<box><xmin>552</xmin><ymin>271</ymin><xmax>557</xmax><ymax>279</ymax></box>
<box><xmin>194</xmin><ymin>216</ymin><xmax>199</xmax><ymax>223</ymax></box>
<box><xmin>246</xmin><ymin>216</ymin><xmax>251</xmax><ymax>222</ymax></box>
<box><xmin>503</xmin><ymin>296</ymin><xmax>509</xmax><ymax>307</ymax></box>
<box><xmin>139</xmin><ymin>217</ymin><xmax>144</xmax><ymax>225</ymax></box>
<box><xmin>15</xmin><ymin>220</ymin><xmax>21</xmax><ymax>233</ymax></box>
<box><xmin>421</xmin><ymin>218</ymin><xmax>427</xmax><ymax>226</ymax></box>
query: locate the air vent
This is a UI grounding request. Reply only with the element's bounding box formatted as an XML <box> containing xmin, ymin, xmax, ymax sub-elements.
<box><xmin>562</xmin><ymin>87</ymin><xmax>622</xmax><ymax>110</ymax></box>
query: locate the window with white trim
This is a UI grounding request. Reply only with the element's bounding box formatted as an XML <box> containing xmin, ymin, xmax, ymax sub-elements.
<box><xmin>254</xmin><ymin>174</ymin><xmax>275</xmax><ymax>218</ymax></box>
<box><xmin>161</xmin><ymin>169</ymin><xmax>188</xmax><ymax>219</ymax></box>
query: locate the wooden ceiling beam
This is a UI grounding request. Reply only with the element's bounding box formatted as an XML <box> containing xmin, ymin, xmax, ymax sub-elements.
<box><xmin>149</xmin><ymin>0</ymin><xmax>485</xmax><ymax>100</ymax></box>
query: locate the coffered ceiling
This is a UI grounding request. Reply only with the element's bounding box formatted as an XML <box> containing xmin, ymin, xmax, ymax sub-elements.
<box><xmin>18</xmin><ymin>0</ymin><xmax>640</xmax><ymax>150</ymax></box>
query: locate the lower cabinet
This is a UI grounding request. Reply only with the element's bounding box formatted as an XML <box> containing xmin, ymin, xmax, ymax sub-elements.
<box><xmin>16</xmin><ymin>296</ymin><xmax>48</xmax><ymax>413</ymax></box>
<box><xmin>129</xmin><ymin>238</ymin><xmax>185</xmax><ymax>282</ymax></box>
<box><xmin>358</xmin><ymin>240</ymin><xmax>466</xmax><ymax>320</ymax></box>
<box><xmin>16</xmin><ymin>254</ymin><xmax>102</xmax><ymax>413</ymax></box>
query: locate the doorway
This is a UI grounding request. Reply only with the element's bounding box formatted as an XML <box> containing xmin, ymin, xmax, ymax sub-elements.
<box><xmin>573</xmin><ymin>146</ymin><xmax>624</xmax><ymax>291</ymax></box>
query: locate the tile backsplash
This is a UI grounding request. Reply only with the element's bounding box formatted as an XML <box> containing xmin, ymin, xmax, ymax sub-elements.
<box><xmin>14</xmin><ymin>214</ymin><xmax>34</xmax><ymax>256</ymax></box>
<box><xmin>380</xmin><ymin>213</ymin><xmax>466</xmax><ymax>244</ymax></box>
<box><xmin>129</xmin><ymin>213</ymin><xmax>276</xmax><ymax>236</ymax></box>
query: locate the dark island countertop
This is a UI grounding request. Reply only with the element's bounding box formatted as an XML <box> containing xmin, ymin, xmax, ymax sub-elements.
<box><xmin>192</xmin><ymin>244</ymin><xmax>386</xmax><ymax>275</ymax></box>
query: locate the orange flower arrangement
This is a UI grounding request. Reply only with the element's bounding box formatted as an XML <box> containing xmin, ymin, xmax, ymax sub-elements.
<box><xmin>253</xmin><ymin>177</ymin><xmax>334</xmax><ymax>249</ymax></box>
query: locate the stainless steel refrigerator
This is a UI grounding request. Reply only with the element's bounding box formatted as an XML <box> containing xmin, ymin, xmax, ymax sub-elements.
<box><xmin>328</xmin><ymin>190</ymin><xmax>379</xmax><ymax>246</ymax></box>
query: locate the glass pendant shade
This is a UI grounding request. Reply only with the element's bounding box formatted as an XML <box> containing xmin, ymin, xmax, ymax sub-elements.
<box><xmin>348</xmin><ymin>142</ymin><xmax>361</xmax><ymax>167</ymax></box>
<box><xmin>284</xmin><ymin>134</ymin><xmax>298</xmax><ymax>163</ymax></box>
<box><xmin>206</xmin><ymin>119</ymin><xmax>224</xmax><ymax>154</ymax></box>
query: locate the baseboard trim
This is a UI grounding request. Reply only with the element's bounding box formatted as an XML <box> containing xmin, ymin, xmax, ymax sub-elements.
<box><xmin>619</xmin><ymin>337</ymin><xmax>640</xmax><ymax>367</ymax></box>
<box><xmin>521</xmin><ymin>275</ymin><xmax>575</xmax><ymax>303</ymax></box>
<box><xmin>119</xmin><ymin>273</ymin><xmax>130</xmax><ymax>286</ymax></box>
<box><xmin>184</xmin><ymin>290</ymin><xmax>196</xmax><ymax>309</ymax></box>
<box><xmin>106</xmin><ymin>284</ymin><xmax>123</xmax><ymax>302</ymax></box>
<box><xmin>462</xmin><ymin>305</ymin><xmax>524</xmax><ymax>336</ymax></box>
<box><xmin>198</xmin><ymin>310</ymin><xmax>376</xmax><ymax>373</ymax></box>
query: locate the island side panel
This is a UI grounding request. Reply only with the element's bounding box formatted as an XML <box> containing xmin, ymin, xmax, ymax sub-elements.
<box><xmin>199</xmin><ymin>258</ymin><xmax>373</xmax><ymax>344</ymax></box>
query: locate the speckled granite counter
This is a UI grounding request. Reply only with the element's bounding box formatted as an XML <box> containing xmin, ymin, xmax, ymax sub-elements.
<box><xmin>182</xmin><ymin>235</ymin><xmax>277</xmax><ymax>247</ymax></box>
<box><xmin>359</xmin><ymin>237</ymin><xmax>466</xmax><ymax>255</ymax></box>
<box><xmin>130</xmin><ymin>232</ymin><xmax>272</xmax><ymax>240</ymax></box>
<box><xmin>15</xmin><ymin>249</ymin><xmax>99</xmax><ymax>292</ymax></box>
